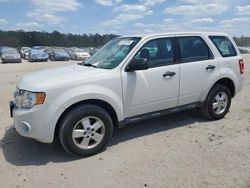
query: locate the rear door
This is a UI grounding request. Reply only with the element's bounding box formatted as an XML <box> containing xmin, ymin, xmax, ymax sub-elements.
<box><xmin>178</xmin><ymin>35</ymin><xmax>221</xmax><ymax>106</ymax></box>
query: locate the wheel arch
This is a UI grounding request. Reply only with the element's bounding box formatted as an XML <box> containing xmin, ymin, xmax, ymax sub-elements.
<box><xmin>212</xmin><ymin>78</ymin><xmax>235</xmax><ymax>97</ymax></box>
<box><xmin>203</xmin><ymin>77</ymin><xmax>235</xmax><ymax>102</ymax></box>
<box><xmin>54</xmin><ymin>99</ymin><xmax>119</xmax><ymax>140</ymax></box>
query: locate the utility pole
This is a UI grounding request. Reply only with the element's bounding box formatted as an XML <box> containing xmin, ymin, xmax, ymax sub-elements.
<box><xmin>77</xmin><ymin>23</ymin><xmax>80</xmax><ymax>35</ymax></box>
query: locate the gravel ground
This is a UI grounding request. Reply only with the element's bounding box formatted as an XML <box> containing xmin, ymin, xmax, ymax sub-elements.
<box><xmin>0</xmin><ymin>56</ymin><xmax>250</xmax><ymax>188</ymax></box>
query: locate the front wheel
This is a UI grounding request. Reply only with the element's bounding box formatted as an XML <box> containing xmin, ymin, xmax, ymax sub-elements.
<box><xmin>59</xmin><ymin>105</ymin><xmax>113</xmax><ymax>157</ymax></box>
<box><xmin>201</xmin><ymin>84</ymin><xmax>231</xmax><ymax>120</ymax></box>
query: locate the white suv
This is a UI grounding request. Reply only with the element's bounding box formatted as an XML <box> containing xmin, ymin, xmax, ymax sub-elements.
<box><xmin>10</xmin><ymin>32</ymin><xmax>244</xmax><ymax>156</ymax></box>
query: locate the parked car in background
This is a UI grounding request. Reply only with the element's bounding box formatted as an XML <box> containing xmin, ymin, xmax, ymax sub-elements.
<box><xmin>89</xmin><ymin>47</ymin><xmax>100</xmax><ymax>56</ymax></box>
<box><xmin>238</xmin><ymin>46</ymin><xmax>250</xmax><ymax>54</ymax></box>
<box><xmin>32</xmin><ymin>46</ymin><xmax>45</xmax><ymax>50</ymax></box>
<box><xmin>20</xmin><ymin>47</ymin><xmax>31</xmax><ymax>59</ymax></box>
<box><xmin>29</xmin><ymin>49</ymin><xmax>49</xmax><ymax>62</ymax></box>
<box><xmin>0</xmin><ymin>47</ymin><xmax>21</xmax><ymax>63</ymax></box>
<box><xmin>50</xmin><ymin>48</ymin><xmax>70</xmax><ymax>61</ymax></box>
<box><xmin>70</xmin><ymin>48</ymin><xmax>91</xmax><ymax>60</ymax></box>
<box><xmin>65</xmin><ymin>47</ymin><xmax>76</xmax><ymax>57</ymax></box>
<box><xmin>44</xmin><ymin>47</ymin><xmax>54</xmax><ymax>59</ymax></box>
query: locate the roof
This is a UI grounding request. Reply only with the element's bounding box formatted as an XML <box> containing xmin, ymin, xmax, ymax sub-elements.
<box><xmin>121</xmin><ymin>31</ymin><xmax>228</xmax><ymax>39</ymax></box>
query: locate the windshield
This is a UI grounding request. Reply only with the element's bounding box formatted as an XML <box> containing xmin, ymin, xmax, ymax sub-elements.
<box><xmin>1</xmin><ymin>48</ymin><xmax>18</xmax><ymax>54</ymax></box>
<box><xmin>23</xmin><ymin>48</ymin><xmax>31</xmax><ymax>53</ymax></box>
<box><xmin>75</xmin><ymin>49</ymin><xmax>85</xmax><ymax>53</ymax></box>
<box><xmin>85</xmin><ymin>37</ymin><xmax>140</xmax><ymax>69</ymax></box>
<box><xmin>32</xmin><ymin>50</ymin><xmax>45</xmax><ymax>54</ymax></box>
<box><xmin>54</xmin><ymin>49</ymin><xmax>66</xmax><ymax>53</ymax></box>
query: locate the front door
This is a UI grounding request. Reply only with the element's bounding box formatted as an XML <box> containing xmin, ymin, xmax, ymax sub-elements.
<box><xmin>121</xmin><ymin>37</ymin><xmax>180</xmax><ymax>118</ymax></box>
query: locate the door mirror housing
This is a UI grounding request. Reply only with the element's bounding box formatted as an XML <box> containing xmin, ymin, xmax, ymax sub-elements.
<box><xmin>125</xmin><ymin>58</ymin><xmax>149</xmax><ymax>72</ymax></box>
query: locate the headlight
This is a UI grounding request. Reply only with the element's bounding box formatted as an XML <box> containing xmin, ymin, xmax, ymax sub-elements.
<box><xmin>14</xmin><ymin>89</ymin><xmax>46</xmax><ymax>109</ymax></box>
<box><xmin>2</xmin><ymin>54</ymin><xmax>6</xmax><ymax>58</ymax></box>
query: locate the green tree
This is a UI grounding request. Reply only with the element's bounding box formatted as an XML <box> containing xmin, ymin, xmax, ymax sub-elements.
<box><xmin>0</xmin><ymin>30</ymin><xmax>118</xmax><ymax>47</ymax></box>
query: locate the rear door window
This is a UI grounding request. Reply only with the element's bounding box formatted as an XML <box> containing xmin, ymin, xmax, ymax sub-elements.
<box><xmin>177</xmin><ymin>36</ymin><xmax>213</xmax><ymax>63</ymax></box>
<box><xmin>209</xmin><ymin>36</ymin><xmax>237</xmax><ymax>57</ymax></box>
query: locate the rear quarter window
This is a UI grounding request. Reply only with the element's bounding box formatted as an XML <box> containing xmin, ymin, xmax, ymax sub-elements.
<box><xmin>209</xmin><ymin>36</ymin><xmax>237</xmax><ymax>57</ymax></box>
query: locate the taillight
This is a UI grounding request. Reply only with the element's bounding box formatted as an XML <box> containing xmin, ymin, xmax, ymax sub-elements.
<box><xmin>239</xmin><ymin>59</ymin><xmax>244</xmax><ymax>74</ymax></box>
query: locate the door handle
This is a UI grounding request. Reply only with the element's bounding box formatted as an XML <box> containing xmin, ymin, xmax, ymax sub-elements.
<box><xmin>206</xmin><ymin>65</ymin><xmax>216</xmax><ymax>71</ymax></box>
<box><xmin>163</xmin><ymin>71</ymin><xmax>176</xmax><ymax>78</ymax></box>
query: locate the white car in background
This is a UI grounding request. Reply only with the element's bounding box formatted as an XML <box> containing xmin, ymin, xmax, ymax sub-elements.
<box><xmin>70</xmin><ymin>48</ymin><xmax>91</xmax><ymax>60</ymax></box>
<box><xmin>20</xmin><ymin>47</ymin><xmax>31</xmax><ymax>59</ymax></box>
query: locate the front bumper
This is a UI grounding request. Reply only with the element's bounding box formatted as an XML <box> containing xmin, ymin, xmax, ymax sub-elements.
<box><xmin>75</xmin><ymin>56</ymin><xmax>88</xmax><ymax>60</ymax></box>
<box><xmin>54</xmin><ymin>56</ymin><xmax>69</xmax><ymax>61</ymax></box>
<box><xmin>2</xmin><ymin>58</ymin><xmax>21</xmax><ymax>63</ymax></box>
<box><xmin>10</xmin><ymin>101</ymin><xmax>65</xmax><ymax>143</ymax></box>
<box><xmin>31</xmin><ymin>57</ymin><xmax>48</xmax><ymax>62</ymax></box>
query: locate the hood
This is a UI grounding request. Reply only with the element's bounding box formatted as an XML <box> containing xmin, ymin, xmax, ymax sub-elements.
<box><xmin>18</xmin><ymin>64</ymin><xmax>109</xmax><ymax>91</ymax></box>
<box><xmin>75</xmin><ymin>52</ymin><xmax>90</xmax><ymax>57</ymax></box>
<box><xmin>32</xmin><ymin>52</ymin><xmax>47</xmax><ymax>56</ymax></box>
<box><xmin>54</xmin><ymin>51</ymin><xmax>69</xmax><ymax>57</ymax></box>
<box><xmin>2</xmin><ymin>52</ymin><xmax>20</xmax><ymax>58</ymax></box>
<box><xmin>75</xmin><ymin>52</ymin><xmax>89</xmax><ymax>55</ymax></box>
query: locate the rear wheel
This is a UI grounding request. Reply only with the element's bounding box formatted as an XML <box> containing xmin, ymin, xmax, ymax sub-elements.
<box><xmin>59</xmin><ymin>105</ymin><xmax>113</xmax><ymax>157</ymax></box>
<box><xmin>201</xmin><ymin>84</ymin><xmax>231</xmax><ymax>120</ymax></box>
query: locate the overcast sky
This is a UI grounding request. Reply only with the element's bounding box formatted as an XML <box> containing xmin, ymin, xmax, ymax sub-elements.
<box><xmin>0</xmin><ymin>0</ymin><xmax>249</xmax><ymax>36</ymax></box>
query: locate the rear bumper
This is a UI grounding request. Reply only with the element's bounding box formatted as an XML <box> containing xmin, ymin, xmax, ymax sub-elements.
<box><xmin>236</xmin><ymin>81</ymin><xmax>244</xmax><ymax>96</ymax></box>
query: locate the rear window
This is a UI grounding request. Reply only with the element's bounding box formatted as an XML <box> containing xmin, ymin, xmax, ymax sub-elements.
<box><xmin>177</xmin><ymin>36</ymin><xmax>213</xmax><ymax>63</ymax></box>
<box><xmin>209</xmin><ymin>36</ymin><xmax>237</xmax><ymax>57</ymax></box>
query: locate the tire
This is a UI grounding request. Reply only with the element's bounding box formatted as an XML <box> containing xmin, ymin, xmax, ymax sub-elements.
<box><xmin>201</xmin><ymin>84</ymin><xmax>231</xmax><ymax>120</ymax></box>
<box><xmin>59</xmin><ymin>104</ymin><xmax>113</xmax><ymax>157</ymax></box>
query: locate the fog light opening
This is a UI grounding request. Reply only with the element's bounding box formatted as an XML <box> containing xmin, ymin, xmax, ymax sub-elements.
<box><xmin>21</xmin><ymin>121</ymin><xmax>32</xmax><ymax>134</ymax></box>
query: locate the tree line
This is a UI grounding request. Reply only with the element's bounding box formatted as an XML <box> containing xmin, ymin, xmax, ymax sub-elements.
<box><xmin>0</xmin><ymin>30</ymin><xmax>249</xmax><ymax>47</ymax></box>
<box><xmin>0</xmin><ymin>30</ymin><xmax>118</xmax><ymax>47</ymax></box>
<box><xmin>233</xmin><ymin>36</ymin><xmax>250</xmax><ymax>47</ymax></box>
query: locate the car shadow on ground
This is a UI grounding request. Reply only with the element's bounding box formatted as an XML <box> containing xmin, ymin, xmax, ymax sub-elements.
<box><xmin>1</xmin><ymin>110</ymin><xmax>208</xmax><ymax>166</ymax></box>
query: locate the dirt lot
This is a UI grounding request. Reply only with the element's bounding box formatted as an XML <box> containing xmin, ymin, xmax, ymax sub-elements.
<box><xmin>0</xmin><ymin>56</ymin><xmax>250</xmax><ymax>188</ymax></box>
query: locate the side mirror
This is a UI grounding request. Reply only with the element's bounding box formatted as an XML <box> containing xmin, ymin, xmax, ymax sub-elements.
<box><xmin>125</xmin><ymin>58</ymin><xmax>149</xmax><ymax>72</ymax></box>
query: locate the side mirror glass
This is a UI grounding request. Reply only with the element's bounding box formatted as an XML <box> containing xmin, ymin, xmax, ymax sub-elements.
<box><xmin>125</xmin><ymin>58</ymin><xmax>149</xmax><ymax>72</ymax></box>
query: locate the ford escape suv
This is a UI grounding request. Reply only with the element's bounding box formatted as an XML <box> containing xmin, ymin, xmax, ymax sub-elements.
<box><xmin>10</xmin><ymin>32</ymin><xmax>244</xmax><ymax>156</ymax></box>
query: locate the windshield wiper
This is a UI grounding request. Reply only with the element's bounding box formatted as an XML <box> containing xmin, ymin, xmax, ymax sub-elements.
<box><xmin>78</xmin><ymin>61</ymin><xmax>97</xmax><ymax>68</ymax></box>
